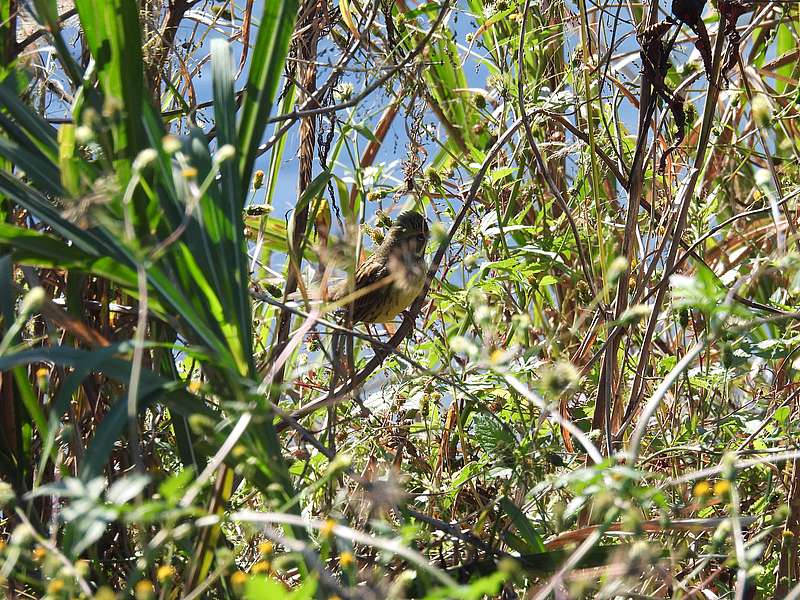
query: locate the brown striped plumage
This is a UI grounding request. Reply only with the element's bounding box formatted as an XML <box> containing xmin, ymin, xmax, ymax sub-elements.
<box><xmin>331</xmin><ymin>211</ymin><xmax>429</xmax><ymax>323</ymax></box>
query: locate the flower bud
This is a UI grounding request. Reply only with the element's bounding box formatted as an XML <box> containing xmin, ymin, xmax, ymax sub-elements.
<box><xmin>751</xmin><ymin>93</ymin><xmax>772</xmax><ymax>126</ymax></box>
<box><xmin>253</xmin><ymin>169</ymin><xmax>265</xmax><ymax>190</ymax></box>
<box><xmin>133</xmin><ymin>149</ymin><xmax>158</xmax><ymax>172</ymax></box>
<box><xmin>215</xmin><ymin>144</ymin><xmax>235</xmax><ymax>163</ymax></box>
<box><xmin>75</xmin><ymin>125</ymin><xmax>94</xmax><ymax>144</ymax></box>
<box><xmin>162</xmin><ymin>135</ymin><xmax>181</xmax><ymax>154</ymax></box>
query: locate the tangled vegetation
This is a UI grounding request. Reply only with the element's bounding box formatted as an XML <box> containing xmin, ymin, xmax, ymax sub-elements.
<box><xmin>1</xmin><ymin>0</ymin><xmax>799</xmax><ymax>597</ymax></box>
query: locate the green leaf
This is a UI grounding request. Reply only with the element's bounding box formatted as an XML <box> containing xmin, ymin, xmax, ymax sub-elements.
<box><xmin>0</xmin><ymin>170</ymin><xmax>118</xmax><ymax>257</ymax></box>
<box><xmin>107</xmin><ymin>474</ymin><xmax>150</xmax><ymax>505</ymax></box>
<box><xmin>351</xmin><ymin>123</ymin><xmax>380</xmax><ymax>143</ymax></box>
<box><xmin>0</xmin><ymin>345</ymin><xmax>215</xmax><ymax>479</ymax></box>
<box><xmin>158</xmin><ymin>468</ymin><xmax>196</xmax><ymax>503</ymax></box>
<box><xmin>211</xmin><ymin>40</ymin><xmax>252</xmax><ymax>375</ymax></box>
<box><xmin>74</xmin><ymin>0</ymin><xmax>146</xmax><ymax>167</ymax></box>
<box><xmin>489</xmin><ymin>166</ymin><xmax>516</xmax><ymax>183</ymax></box>
<box><xmin>245</xmin><ymin>576</ymin><xmax>290</xmax><ymax>599</ymax></box>
<box><xmin>57</xmin><ymin>124</ymin><xmax>81</xmax><ymax>196</ymax></box>
<box><xmin>0</xmin><ymin>137</ymin><xmax>62</xmax><ymax>196</ymax></box>
<box><xmin>0</xmin><ymin>223</ymin><xmax>181</xmax><ymax>317</ymax></box>
<box><xmin>0</xmin><ymin>79</ymin><xmax>58</xmax><ymax>156</ymax></box>
<box><xmin>13</xmin><ymin>367</ymin><xmax>47</xmax><ymax>448</ymax></box>
<box><xmin>423</xmin><ymin>572</ymin><xmax>506</xmax><ymax>600</ymax></box>
<box><xmin>261</xmin><ymin>83</ymin><xmax>296</xmax><ymax>208</ymax></box>
<box><xmin>0</xmin><ymin>223</ymin><xmax>137</xmax><ymax>285</ymax></box>
<box><xmin>237</xmin><ymin>0</ymin><xmax>298</xmax><ymax>198</ymax></box>
<box><xmin>498</xmin><ymin>497</ymin><xmax>546</xmax><ymax>553</ymax></box>
<box><xmin>538</xmin><ymin>274</ymin><xmax>558</xmax><ymax>291</ymax></box>
<box><xmin>473</xmin><ymin>413</ymin><xmax>515</xmax><ymax>456</ymax></box>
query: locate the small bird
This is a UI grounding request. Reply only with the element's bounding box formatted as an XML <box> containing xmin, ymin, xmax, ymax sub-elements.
<box><xmin>330</xmin><ymin>210</ymin><xmax>430</xmax><ymax>323</ymax></box>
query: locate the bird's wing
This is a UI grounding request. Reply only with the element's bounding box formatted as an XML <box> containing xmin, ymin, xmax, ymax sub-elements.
<box><xmin>330</xmin><ymin>256</ymin><xmax>394</xmax><ymax>322</ymax></box>
<box><xmin>354</xmin><ymin>255</ymin><xmax>393</xmax><ymax>289</ymax></box>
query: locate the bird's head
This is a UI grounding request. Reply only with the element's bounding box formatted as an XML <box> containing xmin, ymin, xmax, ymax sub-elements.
<box><xmin>381</xmin><ymin>211</ymin><xmax>429</xmax><ymax>260</ymax></box>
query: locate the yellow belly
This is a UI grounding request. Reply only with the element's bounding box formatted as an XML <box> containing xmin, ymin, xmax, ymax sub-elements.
<box><xmin>367</xmin><ymin>272</ymin><xmax>426</xmax><ymax>323</ymax></box>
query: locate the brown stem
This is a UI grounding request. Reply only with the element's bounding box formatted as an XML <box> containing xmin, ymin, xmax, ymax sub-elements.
<box><xmin>776</xmin><ymin>455</ymin><xmax>800</xmax><ymax>595</ymax></box>
<box><xmin>268</xmin><ymin>3</ymin><xmax>321</xmax><ymax>394</ymax></box>
<box><xmin>144</xmin><ymin>0</ymin><xmax>198</xmax><ymax>101</ymax></box>
<box><xmin>593</xmin><ymin>0</ymin><xmax>662</xmax><ymax>453</ymax></box>
<box><xmin>618</xmin><ymin>19</ymin><xmax>729</xmax><ymax>439</ymax></box>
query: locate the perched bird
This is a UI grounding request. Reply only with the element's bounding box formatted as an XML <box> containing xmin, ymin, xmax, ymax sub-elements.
<box><xmin>330</xmin><ymin>210</ymin><xmax>430</xmax><ymax>323</ymax></box>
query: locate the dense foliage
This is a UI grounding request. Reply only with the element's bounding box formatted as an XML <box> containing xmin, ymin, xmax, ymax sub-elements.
<box><xmin>1</xmin><ymin>0</ymin><xmax>799</xmax><ymax>597</ymax></box>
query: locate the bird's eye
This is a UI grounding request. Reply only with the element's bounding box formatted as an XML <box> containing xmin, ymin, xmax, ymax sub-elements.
<box><xmin>417</xmin><ymin>234</ymin><xmax>426</xmax><ymax>244</ymax></box>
